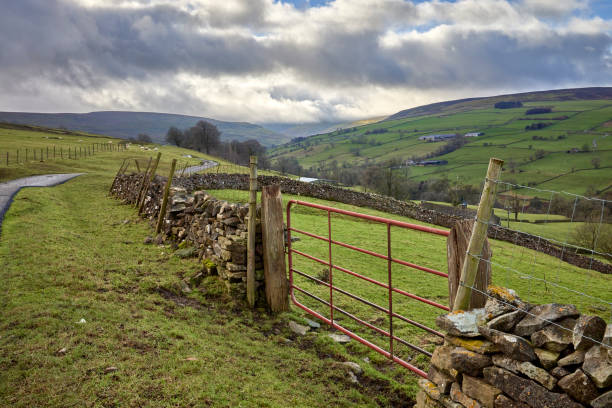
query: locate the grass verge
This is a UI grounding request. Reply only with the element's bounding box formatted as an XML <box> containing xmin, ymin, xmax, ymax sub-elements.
<box><xmin>0</xmin><ymin>174</ymin><xmax>418</xmax><ymax>407</ymax></box>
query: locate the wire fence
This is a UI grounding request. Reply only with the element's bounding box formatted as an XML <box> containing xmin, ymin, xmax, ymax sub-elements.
<box><xmin>462</xmin><ymin>172</ymin><xmax>612</xmax><ymax>349</ymax></box>
<box><xmin>1</xmin><ymin>143</ymin><xmax>125</xmax><ymax>166</ymax></box>
<box><xmin>171</xmin><ymin>160</ymin><xmax>251</xmax><ymax>204</ymax></box>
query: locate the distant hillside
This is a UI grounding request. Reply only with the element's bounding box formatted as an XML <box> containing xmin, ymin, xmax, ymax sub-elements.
<box><xmin>0</xmin><ymin>111</ymin><xmax>288</xmax><ymax>146</ymax></box>
<box><xmin>386</xmin><ymin>87</ymin><xmax>612</xmax><ymax>121</ymax></box>
<box><xmin>270</xmin><ymin>87</ymin><xmax>612</xmax><ymax>195</ymax></box>
<box><xmin>263</xmin><ymin>117</ymin><xmax>386</xmax><ymax>139</ymax></box>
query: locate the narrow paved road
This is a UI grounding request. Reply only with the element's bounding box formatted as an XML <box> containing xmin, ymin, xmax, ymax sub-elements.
<box><xmin>181</xmin><ymin>159</ymin><xmax>217</xmax><ymax>176</ymax></box>
<box><xmin>0</xmin><ymin>173</ymin><xmax>84</xmax><ymax>230</ymax></box>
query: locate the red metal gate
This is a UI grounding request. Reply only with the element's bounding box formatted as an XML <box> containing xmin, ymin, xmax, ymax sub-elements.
<box><xmin>287</xmin><ymin>200</ymin><xmax>450</xmax><ymax>378</ymax></box>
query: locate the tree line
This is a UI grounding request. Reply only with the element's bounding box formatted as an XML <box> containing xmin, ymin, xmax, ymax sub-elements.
<box><xmin>165</xmin><ymin>121</ymin><xmax>268</xmax><ymax>167</ymax></box>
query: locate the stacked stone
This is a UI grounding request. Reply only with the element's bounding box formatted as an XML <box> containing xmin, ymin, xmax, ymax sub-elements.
<box><xmin>164</xmin><ymin>187</ymin><xmax>265</xmax><ymax>298</ymax></box>
<box><xmin>173</xmin><ymin>173</ymin><xmax>611</xmax><ymax>274</ymax></box>
<box><xmin>417</xmin><ymin>286</ymin><xmax>611</xmax><ymax>408</ymax></box>
<box><xmin>110</xmin><ymin>174</ymin><xmax>265</xmax><ymax>301</ymax></box>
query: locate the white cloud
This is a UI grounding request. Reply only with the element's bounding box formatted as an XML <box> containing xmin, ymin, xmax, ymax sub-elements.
<box><xmin>0</xmin><ymin>0</ymin><xmax>610</xmax><ymax>123</ymax></box>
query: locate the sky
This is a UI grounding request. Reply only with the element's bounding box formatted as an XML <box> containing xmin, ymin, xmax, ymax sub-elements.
<box><xmin>0</xmin><ymin>0</ymin><xmax>610</xmax><ymax>124</ymax></box>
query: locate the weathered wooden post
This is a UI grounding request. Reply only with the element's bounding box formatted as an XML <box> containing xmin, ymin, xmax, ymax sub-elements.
<box><xmin>156</xmin><ymin>159</ymin><xmax>177</xmax><ymax>234</ymax></box>
<box><xmin>138</xmin><ymin>152</ymin><xmax>162</xmax><ymax>213</ymax></box>
<box><xmin>261</xmin><ymin>184</ymin><xmax>289</xmax><ymax>312</ymax></box>
<box><xmin>247</xmin><ymin>155</ymin><xmax>258</xmax><ymax>307</ymax></box>
<box><xmin>447</xmin><ymin>219</ymin><xmax>491</xmax><ymax>310</ymax></box>
<box><xmin>453</xmin><ymin>158</ymin><xmax>503</xmax><ymax>311</ymax></box>
<box><xmin>135</xmin><ymin>156</ymin><xmax>153</xmax><ymax>206</ymax></box>
<box><xmin>109</xmin><ymin>158</ymin><xmax>128</xmax><ymax>195</ymax></box>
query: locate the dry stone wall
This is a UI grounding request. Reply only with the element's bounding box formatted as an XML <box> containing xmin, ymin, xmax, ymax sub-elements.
<box><xmin>111</xmin><ymin>173</ymin><xmax>265</xmax><ymax>303</ymax></box>
<box><xmin>174</xmin><ymin>173</ymin><xmax>611</xmax><ymax>274</ymax></box>
<box><xmin>418</xmin><ymin>286</ymin><xmax>611</xmax><ymax>408</ymax></box>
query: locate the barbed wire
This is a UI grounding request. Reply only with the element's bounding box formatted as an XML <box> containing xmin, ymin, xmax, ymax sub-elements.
<box><xmin>469</xmin><ymin>168</ymin><xmax>611</xmax><ymax>326</ymax></box>
<box><xmin>466</xmin><ymin>252</ymin><xmax>611</xmax><ymax>306</ymax></box>
<box><xmin>473</xmin><ymin>217</ymin><xmax>612</xmax><ymax>259</ymax></box>
<box><xmin>492</xmin><ymin>179</ymin><xmax>612</xmax><ymax>203</ymax></box>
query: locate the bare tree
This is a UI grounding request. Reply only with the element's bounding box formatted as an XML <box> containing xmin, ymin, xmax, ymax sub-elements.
<box><xmin>166</xmin><ymin>126</ymin><xmax>183</xmax><ymax>146</ymax></box>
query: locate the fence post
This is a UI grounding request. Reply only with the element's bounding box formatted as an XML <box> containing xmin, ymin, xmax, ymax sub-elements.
<box><xmin>109</xmin><ymin>158</ymin><xmax>128</xmax><ymax>195</ymax></box>
<box><xmin>139</xmin><ymin>152</ymin><xmax>162</xmax><ymax>214</ymax></box>
<box><xmin>247</xmin><ymin>155</ymin><xmax>258</xmax><ymax>308</ymax></box>
<box><xmin>453</xmin><ymin>157</ymin><xmax>503</xmax><ymax>311</ymax></box>
<box><xmin>156</xmin><ymin>159</ymin><xmax>177</xmax><ymax>234</ymax></box>
<box><xmin>261</xmin><ymin>184</ymin><xmax>289</xmax><ymax>312</ymax></box>
<box><xmin>447</xmin><ymin>219</ymin><xmax>491</xmax><ymax>310</ymax></box>
<box><xmin>135</xmin><ymin>156</ymin><xmax>153</xmax><ymax>207</ymax></box>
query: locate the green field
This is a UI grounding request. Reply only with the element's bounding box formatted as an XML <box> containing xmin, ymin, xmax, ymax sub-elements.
<box><xmin>208</xmin><ymin>189</ymin><xmax>612</xmax><ymax>372</ymax></box>
<box><xmin>1</xmin><ymin>125</ymin><xmax>610</xmax><ymax>406</ymax></box>
<box><xmin>0</xmin><ymin>126</ymin><xmax>419</xmax><ymax>407</ymax></box>
<box><xmin>270</xmin><ymin>95</ymin><xmax>612</xmax><ymax>195</ymax></box>
<box><xmin>0</xmin><ymin>124</ymin><xmax>288</xmax><ymax>183</ymax></box>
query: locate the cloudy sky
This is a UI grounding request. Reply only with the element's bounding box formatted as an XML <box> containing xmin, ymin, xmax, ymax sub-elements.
<box><xmin>0</xmin><ymin>0</ymin><xmax>611</xmax><ymax>124</ymax></box>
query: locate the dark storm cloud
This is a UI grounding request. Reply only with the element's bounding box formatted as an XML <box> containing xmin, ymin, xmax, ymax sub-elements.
<box><xmin>0</xmin><ymin>0</ymin><xmax>610</xmax><ymax>120</ymax></box>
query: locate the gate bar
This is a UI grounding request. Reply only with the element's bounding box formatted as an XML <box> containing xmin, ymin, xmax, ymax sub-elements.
<box><xmin>293</xmin><ymin>267</ymin><xmax>444</xmax><ymax>338</ymax></box>
<box><xmin>291</xmin><ymin>248</ymin><xmax>449</xmax><ymax>311</ymax></box>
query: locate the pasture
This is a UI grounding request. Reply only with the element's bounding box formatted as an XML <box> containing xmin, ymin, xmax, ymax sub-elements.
<box><xmin>270</xmin><ymin>98</ymin><xmax>612</xmax><ymax>195</ymax></box>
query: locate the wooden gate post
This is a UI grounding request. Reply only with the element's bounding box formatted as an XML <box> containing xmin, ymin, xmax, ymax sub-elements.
<box><xmin>261</xmin><ymin>184</ymin><xmax>289</xmax><ymax>313</ymax></box>
<box><xmin>247</xmin><ymin>156</ymin><xmax>258</xmax><ymax>308</ymax></box>
<box><xmin>156</xmin><ymin>159</ymin><xmax>177</xmax><ymax>234</ymax></box>
<box><xmin>447</xmin><ymin>219</ymin><xmax>491</xmax><ymax>310</ymax></box>
<box><xmin>453</xmin><ymin>158</ymin><xmax>503</xmax><ymax>311</ymax></box>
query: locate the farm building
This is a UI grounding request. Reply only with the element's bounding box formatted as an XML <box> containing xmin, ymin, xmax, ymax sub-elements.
<box><xmin>418</xmin><ymin>133</ymin><xmax>457</xmax><ymax>142</ymax></box>
<box><xmin>464</xmin><ymin>132</ymin><xmax>483</xmax><ymax>137</ymax></box>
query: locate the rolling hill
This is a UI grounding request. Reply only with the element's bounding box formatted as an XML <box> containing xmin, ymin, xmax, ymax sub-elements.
<box><xmin>269</xmin><ymin>87</ymin><xmax>612</xmax><ymax>195</ymax></box>
<box><xmin>263</xmin><ymin>117</ymin><xmax>386</xmax><ymax>139</ymax></box>
<box><xmin>0</xmin><ymin>111</ymin><xmax>289</xmax><ymax>147</ymax></box>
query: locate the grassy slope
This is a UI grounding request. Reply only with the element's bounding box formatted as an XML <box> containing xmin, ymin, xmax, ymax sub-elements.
<box><xmin>0</xmin><ymin>178</ymin><xmax>396</xmax><ymax>407</ymax></box>
<box><xmin>0</xmin><ymin>126</ymin><xmax>414</xmax><ymax>407</ymax></box>
<box><xmin>0</xmin><ymin>110</ymin><xmax>289</xmax><ymax>146</ymax></box>
<box><xmin>0</xmin><ymin>124</ymin><xmax>287</xmax><ymax>182</ymax></box>
<box><xmin>1</xmin><ymin>125</ymin><xmax>609</xmax><ymax>406</ymax></box>
<box><xmin>269</xmin><ymin>95</ymin><xmax>612</xmax><ymax>195</ymax></box>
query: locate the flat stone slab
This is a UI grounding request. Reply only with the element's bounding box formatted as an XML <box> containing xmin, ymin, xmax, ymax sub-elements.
<box><xmin>479</xmin><ymin>327</ymin><xmax>537</xmax><ymax>362</ymax></box>
<box><xmin>492</xmin><ymin>355</ymin><xmax>557</xmax><ymax>390</ymax></box>
<box><xmin>484</xmin><ymin>366</ymin><xmax>583</xmax><ymax>408</ymax></box>
<box><xmin>573</xmin><ymin>315</ymin><xmax>606</xmax><ymax>351</ymax></box>
<box><xmin>514</xmin><ymin>303</ymin><xmax>579</xmax><ymax>337</ymax></box>
<box><xmin>436</xmin><ymin>309</ymin><xmax>487</xmax><ymax>337</ymax></box>
<box><xmin>582</xmin><ymin>345</ymin><xmax>612</xmax><ymax>388</ymax></box>
<box><xmin>0</xmin><ymin>173</ymin><xmax>84</xmax><ymax>233</ymax></box>
<box><xmin>328</xmin><ymin>333</ymin><xmax>351</xmax><ymax>343</ymax></box>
